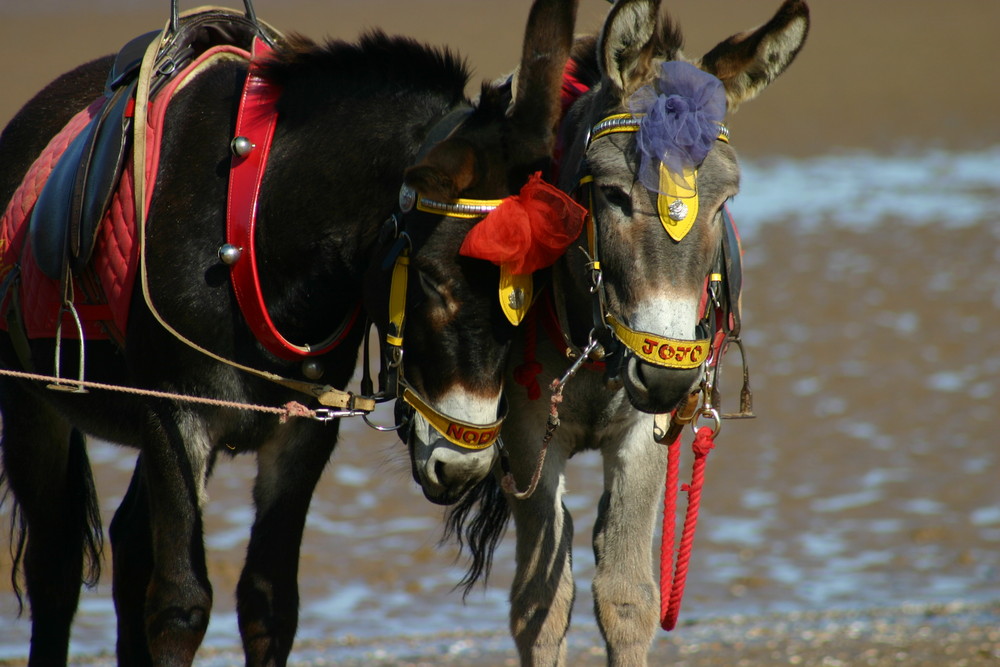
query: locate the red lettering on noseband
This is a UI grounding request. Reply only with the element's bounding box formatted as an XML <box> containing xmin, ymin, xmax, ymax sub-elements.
<box><xmin>643</xmin><ymin>338</ymin><xmax>656</xmax><ymax>355</ymax></box>
<box><xmin>446</xmin><ymin>422</ymin><xmax>499</xmax><ymax>446</ymax></box>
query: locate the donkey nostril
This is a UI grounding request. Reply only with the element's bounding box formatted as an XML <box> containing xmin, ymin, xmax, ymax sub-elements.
<box><xmin>634</xmin><ymin>360</ymin><xmax>647</xmax><ymax>383</ymax></box>
<box><xmin>629</xmin><ymin>357</ymin><xmax>650</xmax><ymax>391</ymax></box>
<box><xmin>433</xmin><ymin>459</ymin><xmax>448</xmax><ymax>486</ymax></box>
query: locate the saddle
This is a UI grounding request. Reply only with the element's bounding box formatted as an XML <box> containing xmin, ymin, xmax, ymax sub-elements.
<box><xmin>28</xmin><ymin>4</ymin><xmax>277</xmax><ymax>282</ymax></box>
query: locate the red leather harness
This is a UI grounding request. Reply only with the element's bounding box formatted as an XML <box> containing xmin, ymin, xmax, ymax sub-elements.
<box><xmin>225</xmin><ymin>38</ymin><xmax>359</xmax><ymax>360</ymax></box>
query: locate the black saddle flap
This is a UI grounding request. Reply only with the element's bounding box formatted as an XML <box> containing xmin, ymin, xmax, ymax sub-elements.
<box><xmin>70</xmin><ymin>80</ymin><xmax>136</xmax><ymax>273</ymax></box>
<box><xmin>28</xmin><ymin>7</ymin><xmax>276</xmax><ymax>283</ymax></box>
<box><xmin>28</xmin><ymin>79</ymin><xmax>136</xmax><ymax>281</ymax></box>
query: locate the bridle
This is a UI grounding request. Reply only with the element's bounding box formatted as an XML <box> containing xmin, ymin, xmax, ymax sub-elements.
<box><xmin>360</xmin><ymin>108</ymin><xmax>510</xmax><ymax>450</ymax></box>
<box><xmin>562</xmin><ymin>110</ymin><xmax>753</xmax><ymax>423</ymax></box>
<box><xmin>369</xmin><ymin>192</ymin><xmax>509</xmax><ymax>451</ymax></box>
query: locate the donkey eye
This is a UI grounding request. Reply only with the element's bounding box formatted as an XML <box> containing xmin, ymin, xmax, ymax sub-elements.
<box><xmin>418</xmin><ymin>270</ymin><xmax>443</xmax><ymax>296</ymax></box>
<box><xmin>417</xmin><ymin>270</ymin><xmax>449</xmax><ymax>306</ymax></box>
<box><xmin>600</xmin><ymin>185</ymin><xmax>633</xmax><ymax>216</ymax></box>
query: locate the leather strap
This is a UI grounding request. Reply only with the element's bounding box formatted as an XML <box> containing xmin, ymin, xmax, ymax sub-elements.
<box><xmin>132</xmin><ymin>21</ymin><xmax>371</xmax><ymax>411</ymax></box>
<box><xmin>226</xmin><ymin>38</ymin><xmax>359</xmax><ymax>360</ymax></box>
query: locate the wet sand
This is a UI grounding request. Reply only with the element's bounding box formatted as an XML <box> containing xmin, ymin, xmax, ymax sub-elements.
<box><xmin>2</xmin><ymin>1</ymin><xmax>1000</xmax><ymax>665</ymax></box>
<box><xmin>6</xmin><ymin>602</ymin><xmax>998</xmax><ymax>666</ymax></box>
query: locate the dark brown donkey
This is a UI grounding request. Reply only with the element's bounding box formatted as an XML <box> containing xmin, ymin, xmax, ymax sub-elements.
<box><xmin>0</xmin><ymin>0</ymin><xmax>578</xmax><ymax>664</ymax></box>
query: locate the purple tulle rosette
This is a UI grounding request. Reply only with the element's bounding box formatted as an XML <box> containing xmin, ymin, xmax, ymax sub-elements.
<box><xmin>628</xmin><ymin>61</ymin><xmax>727</xmax><ymax>192</ymax></box>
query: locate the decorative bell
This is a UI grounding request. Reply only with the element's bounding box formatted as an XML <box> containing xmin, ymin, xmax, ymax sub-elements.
<box><xmin>218</xmin><ymin>244</ymin><xmax>242</xmax><ymax>265</ymax></box>
<box><xmin>302</xmin><ymin>360</ymin><xmax>324</xmax><ymax>380</ymax></box>
<box><xmin>231</xmin><ymin>136</ymin><xmax>254</xmax><ymax>157</ymax></box>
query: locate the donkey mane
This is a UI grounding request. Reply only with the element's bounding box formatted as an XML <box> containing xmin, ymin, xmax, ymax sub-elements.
<box><xmin>262</xmin><ymin>30</ymin><xmax>471</xmax><ymax>122</ymax></box>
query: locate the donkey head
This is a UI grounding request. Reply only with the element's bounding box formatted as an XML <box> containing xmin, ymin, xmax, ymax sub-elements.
<box><xmin>369</xmin><ymin>0</ymin><xmax>581</xmax><ymax>505</ymax></box>
<box><xmin>557</xmin><ymin>0</ymin><xmax>808</xmax><ymax>413</ymax></box>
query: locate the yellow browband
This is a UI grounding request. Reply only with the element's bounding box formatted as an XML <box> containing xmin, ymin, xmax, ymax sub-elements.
<box><xmin>589</xmin><ymin>113</ymin><xmax>729</xmax><ymax>243</ymax></box>
<box><xmin>402</xmin><ymin>385</ymin><xmax>505</xmax><ymax>450</ymax></box>
<box><xmin>416</xmin><ymin>196</ymin><xmax>504</xmax><ymax>220</ymax></box>
<box><xmin>590</xmin><ymin>113</ymin><xmax>730</xmax><ymax>144</ymax></box>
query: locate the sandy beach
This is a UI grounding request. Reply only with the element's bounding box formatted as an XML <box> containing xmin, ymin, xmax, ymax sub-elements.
<box><xmin>1</xmin><ymin>1</ymin><xmax>999</xmax><ymax>665</ymax></box>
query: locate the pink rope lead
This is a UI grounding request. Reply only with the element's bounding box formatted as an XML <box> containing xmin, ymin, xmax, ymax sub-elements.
<box><xmin>659</xmin><ymin>425</ymin><xmax>716</xmax><ymax>631</ymax></box>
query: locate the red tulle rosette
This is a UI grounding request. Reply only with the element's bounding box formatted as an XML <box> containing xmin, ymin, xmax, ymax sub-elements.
<box><xmin>459</xmin><ymin>172</ymin><xmax>586</xmax><ymax>275</ymax></box>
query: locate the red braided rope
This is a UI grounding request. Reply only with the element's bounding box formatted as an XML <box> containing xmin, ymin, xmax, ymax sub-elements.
<box><xmin>659</xmin><ymin>432</ymin><xmax>681</xmax><ymax>624</ymax></box>
<box><xmin>660</xmin><ymin>425</ymin><xmax>716</xmax><ymax>630</ymax></box>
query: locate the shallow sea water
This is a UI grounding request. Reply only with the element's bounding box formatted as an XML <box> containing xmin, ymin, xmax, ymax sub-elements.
<box><xmin>2</xmin><ymin>145</ymin><xmax>998</xmax><ymax>661</ymax></box>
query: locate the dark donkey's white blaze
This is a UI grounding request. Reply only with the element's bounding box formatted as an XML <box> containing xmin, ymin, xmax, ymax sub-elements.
<box><xmin>408</xmin><ymin>387</ymin><xmax>503</xmax><ymax>493</ymax></box>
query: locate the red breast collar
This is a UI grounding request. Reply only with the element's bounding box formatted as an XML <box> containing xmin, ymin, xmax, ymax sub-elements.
<box><xmin>225</xmin><ymin>38</ymin><xmax>359</xmax><ymax>361</ymax></box>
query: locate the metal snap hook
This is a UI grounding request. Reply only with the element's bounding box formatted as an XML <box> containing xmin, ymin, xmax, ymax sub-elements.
<box><xmin>691</xmin><ymin>406</ymin><xmax>721</xmax><ymax>437</ymax></box>
<box><xmin>362</xmin><ymin>412</ymin><xmax>405</xmax><ymax>432</ymax></box>
<box><xmin>312</xmin><ymin>408</ymin><xmax>369</xmax><ymax>421</ymax></box>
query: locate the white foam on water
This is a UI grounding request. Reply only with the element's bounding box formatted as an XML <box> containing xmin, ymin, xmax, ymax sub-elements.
<box><xmin>732</xmin><ymin>146</ymin><xmax>1000</xmax><ymax>236</ymax></box>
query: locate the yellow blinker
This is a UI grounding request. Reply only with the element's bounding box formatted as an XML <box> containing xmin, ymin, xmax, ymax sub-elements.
<box><xmin>499</xmin><ymin>265</ymin><xmax>533</xmax><ymax>326</ymax></box>
<box><xmin>386</xmin><ymin>252</ymin><xmax>408</xmax><ymax>347</ymax></box>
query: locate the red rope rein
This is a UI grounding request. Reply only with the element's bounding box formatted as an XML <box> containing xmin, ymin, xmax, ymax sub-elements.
<box><xmin>659</xmin><ymin>425</ymin><xmax>716</xmax><ymax>631</ymax></box>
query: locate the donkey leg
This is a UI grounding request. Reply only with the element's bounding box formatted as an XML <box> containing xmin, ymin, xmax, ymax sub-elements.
<box><xmin>137</xmin><ymin>407</ymin><xmax>214</xmax><ymax>666</ymax></box>
<box><xmin>109</xmin><ymin>455</ymin><xmax>155</xmax><ymax>666</ymax></box>
<box><xmin>592</xmin><ymin>425</ymin><xmax>666</xmax><ymax>666</ymax></box>
<box><xmin>237</xmin><ymin>422</ymin><xmax>338</xmax><ymax>667</ymax></box>
<box><xmin>0</xmin><ymin>388</ymin><xmax>102</xmax><ymax>667</ymax></box>
<box><xmin>506</xmin><ymin>445</ymin><xmax>575</xmax><ymax>666</ymax></box>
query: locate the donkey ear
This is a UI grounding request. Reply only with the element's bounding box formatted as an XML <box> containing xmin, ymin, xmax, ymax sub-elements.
<box><xmin>597</xmin><ymin>0</ymin><xmax>661</xmax><ymax>97</ymax></box>
<box><xmin>696</xmin><ymin>0</ymin><xmax>809</xmax><ymax>111</ymax></box>
<box><xmin>403</xmin><ymin>139</ymin><xmax>478</xmax><ymax>202</ymax></box>
<box><xmin>509</xmin><ymin>0</ymin><xmax>580</xmax><ymax>150</ymax></box>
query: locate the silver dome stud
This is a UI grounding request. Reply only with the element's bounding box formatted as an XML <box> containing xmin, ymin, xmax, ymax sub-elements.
<box><xmin>218</xmin><ymin>244</ymin><xmax>242</xmax><ymax>265</ymax></box>
<box><xmin>399</xmin><ymin>184</ymin><xmax>416</xmax><ymax>212</ymax></box>
<box><xmin>302</xmin><ymin>360</ymin><xmax>324</xmax><ymax>380</ymax></box>
<box><xmin>508</xmin><ymin>287</ymin><xmax>525</xmax><ymax>310</ymax></box>
<box><xmin>667</xmin><ymin>199</ymin><xmax>688</xmax><ymax>222</ymax></box>
<box><xmin>230</xmin><ymin>136</ymin><xmax>254</xmax><ymax>157</ymax></box>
